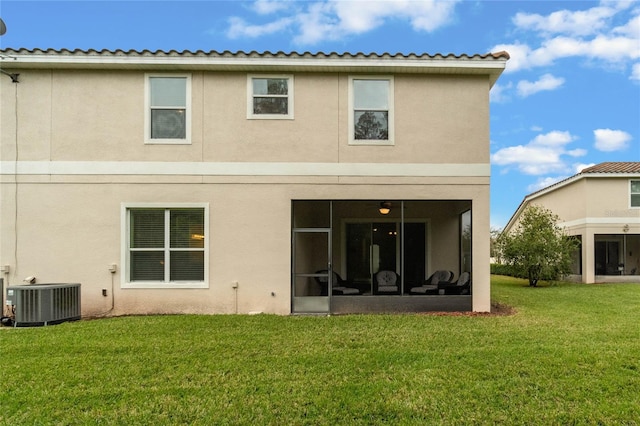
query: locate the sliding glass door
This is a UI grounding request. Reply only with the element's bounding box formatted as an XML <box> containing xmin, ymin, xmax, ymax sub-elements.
<box><xmin>403</xmin><ymin>222</ymin><xmax>427</xmax><ymax>291</ymax></box>
<box><xmin>345</xmin><ymin>221</ymin><xmax>426</xmax><ymax>294</ymax></box>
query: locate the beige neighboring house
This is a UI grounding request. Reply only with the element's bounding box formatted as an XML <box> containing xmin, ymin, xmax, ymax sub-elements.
<box><xmin>503</xmin><ymin>162</ymin><xmax>640</xmax><ymax>284</ymax></box>
<box><xmin>0</xmin><ymin>48</ymin><xmax>508</xmax><ymax>316</ymax></box>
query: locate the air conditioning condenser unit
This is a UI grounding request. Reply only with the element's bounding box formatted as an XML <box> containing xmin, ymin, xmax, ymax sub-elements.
<box><xmin>6</xmin><ymin>283</ymin><xmax>81</xmax><ymax>327</ymax></box>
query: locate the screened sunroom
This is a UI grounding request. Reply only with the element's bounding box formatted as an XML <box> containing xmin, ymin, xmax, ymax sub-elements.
<box><xmin>291</xmin><ymin>200</ymin><xmax>473</xmax><ymax>314</ymax></box>
<box><xmin>594</xmin><ymin>233</ymin><xmax>640</xmax><ymax>277</ymax></box>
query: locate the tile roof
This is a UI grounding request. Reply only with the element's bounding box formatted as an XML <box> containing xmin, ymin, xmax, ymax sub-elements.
<box><xmin>0</xmin><ymin>48</ymin><xmax>510</xmax><ymax>86</ymax></box>
<box><xmin>529</xmin><ymin>162</ymin><xmax>640</xmax><ymax>195</ymax></box>
<box><xmin>579</xmin><ymin>162</ymin><xmax>640</xmax><ymax>174</ymax></box>
<box><xmin>0</xmin><ymin>48</ymin><xmax>510</xmax><ymax>61</ymax></box>
<box><xmin>522</xmin><ymin>161</ymin><xmax>640</xmax><ymax>202</ymax></box>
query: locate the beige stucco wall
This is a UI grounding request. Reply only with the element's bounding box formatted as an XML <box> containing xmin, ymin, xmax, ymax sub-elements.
<box><xmin>519</xmin><ymin>177</ymin><xmax>637</xmax><ymax>225</ymax></box>
<box><xmin>1</xmin><ymin>179</ymin><xmax>490</xmax><ymax>315</ymax></box>
<box><xmin>1</xmin><ymin>67</ymin><xmax>493</xmax><ymax>314</ymax></box>
<box><xmin>584</xmin><ymin>178</ymin><xmax>638</xmax><ymax>217</ymax></box>
<box><xmin>2</xmin><ymin>70</ymin><xmax>489</xmax><ymax>164</ymax></box>
<box><xmin>524</xmin><ymin>180</ymin><xmax>587</xmax><ymax>223</ymax></box>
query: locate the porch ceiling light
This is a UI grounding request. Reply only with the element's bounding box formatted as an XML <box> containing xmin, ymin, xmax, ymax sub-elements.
<box><xmin>379</xmin><ymin>202</ymin><xmax>392</xmax><ymax>215</ymax></box>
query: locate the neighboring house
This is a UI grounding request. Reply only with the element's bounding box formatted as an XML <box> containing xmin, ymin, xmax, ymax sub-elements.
<box><xmin>0</xmin><ymin>48</ymin><xmax>508</xmax><ymax>316</ymax></box>
<box><xmin>503</xmin><ymin>162</ymin><xmax>640</xmax><ymax>283</ymax></box>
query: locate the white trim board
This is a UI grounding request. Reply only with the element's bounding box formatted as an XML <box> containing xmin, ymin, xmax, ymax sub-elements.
<box><xmin>0</xmin><ymin>161</ymin><xmax>490</xmax><ymax>177</ymax></box>
<box><xmin>560</xmin><ymin>216</ymin><xmax>640</xmax><ymax>228</ymax></box>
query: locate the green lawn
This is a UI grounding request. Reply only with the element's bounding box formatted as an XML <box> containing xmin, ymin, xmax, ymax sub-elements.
<box><xmin>1</xmin><ymin>276</ymin><xmax>639</xmax><ymax>425</ymax></box>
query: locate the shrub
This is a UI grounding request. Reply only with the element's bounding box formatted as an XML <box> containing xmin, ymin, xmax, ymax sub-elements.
<box><xmin>498</xmin><ymin>205</ymin><xmax>579</xmax><ymax>286</ymax></box>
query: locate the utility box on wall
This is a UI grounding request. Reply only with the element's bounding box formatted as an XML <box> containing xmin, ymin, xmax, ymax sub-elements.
<box><xmin>6</xmin><ymin>283</ymin><xmax>81</xmax><ymax>327</ymax></box>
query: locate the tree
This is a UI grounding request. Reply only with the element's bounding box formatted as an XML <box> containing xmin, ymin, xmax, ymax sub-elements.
<box><xmin>490</xmin><ymin>227</ymin><xmax>502</xmax><ymax>261</ymax></box>
<box><xmin>354</xmin><ymin>111</ymin><xmax>388</xmax><ymax>140</ymax></box>
<box><xmin>497</xmin><ymin>205</ymin><xmax>578</xmax><ymax>287</ymax></box>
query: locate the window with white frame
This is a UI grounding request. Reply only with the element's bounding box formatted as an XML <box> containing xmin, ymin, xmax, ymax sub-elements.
<box><xmin>247</xmin><ymin>75</ymin><xmax>294</xmax><ymax>119</ymax></box>
<box><xmin>123</xmin><ymin>205</ymin><xmax>207</xmax><ymax>288</ymax></box>
<box><xmin>145</xmin><ymin>74</ymin><xmax>191</xmax><ymax>144</ymax></box>
<box><xmin>349</xmin><ymin>76</ymin><xmax>394</xmax><ymax>145</ymax></box>
<box><xmin>631</xmin><ymin>180</ymin><xmax>640</xmax><ymax>208</ymax></box>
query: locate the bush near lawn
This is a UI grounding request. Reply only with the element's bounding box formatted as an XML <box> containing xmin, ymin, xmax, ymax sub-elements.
<box><xmin>1</xmin><ymin>275</ymin><xmax>639</xmax><ymax>425</ymax></box>
<box><xmin>490</xmin><ymin>263</ymin><xmax>516</xmax><ymax>277</ymax></box>
<box><xmin>490</xmin><ymin>263</ymin><xmax>567</xmax><ymax>282</ymax></box>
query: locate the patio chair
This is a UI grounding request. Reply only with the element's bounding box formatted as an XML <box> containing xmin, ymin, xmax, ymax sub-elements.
<box><xmin>438</xmin><ymin>272</ymin><xmax>471</xmax><ymax>295</ymax></box>
<box><xmin>374</xmin><ymin>270</ymin><xmax>400</xmax><ymax>295</ymax></box>
<box><xmin>315</xmin><ymin>270</ymin><xmax>360</xmax><ymax>295</ymax></box>
<box><xmin>409</xmin><ymin>270</ymin><xmax>453</xmax><ymax>295</ymax></box>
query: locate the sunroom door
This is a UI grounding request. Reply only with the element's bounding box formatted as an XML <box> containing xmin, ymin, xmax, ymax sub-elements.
<box><xmin>291</xmin><ymin>200</ymin><xmax>333</xmax><ymax>314</ymax></box>
<box><xmin>292</xmin><ymin>229</ymin><xmax>331</xmax><ymax>313</ymax></box>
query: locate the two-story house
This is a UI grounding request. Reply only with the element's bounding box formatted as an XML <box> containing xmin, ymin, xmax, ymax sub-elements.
<box><xmin>1</xmin><ymin>49</ymin><xmax>508</xmax><ymax>316</ymax></box>
<box><xmin>503</xmin><ymin>162</ymin><xmax>640</xmax><ymax>283</ymax></box>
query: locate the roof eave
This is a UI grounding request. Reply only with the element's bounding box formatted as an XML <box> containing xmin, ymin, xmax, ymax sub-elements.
<box><xmin>0</xmin><ymin>50</ymin><xmax>508</xmax><ymax>85</ymax></box>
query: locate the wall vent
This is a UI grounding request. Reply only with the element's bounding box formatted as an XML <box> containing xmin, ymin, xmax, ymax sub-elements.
<box><xmin>6</xmin><ymin>283</ymin><xmax>81</xmax><ymax>327</ymax></box>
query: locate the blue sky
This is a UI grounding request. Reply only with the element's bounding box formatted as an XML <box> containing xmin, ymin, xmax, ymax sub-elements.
<box><xmin>1</xmin><ymin>0</ymin><xmax>638</xmax><ymax>228</ymax></box>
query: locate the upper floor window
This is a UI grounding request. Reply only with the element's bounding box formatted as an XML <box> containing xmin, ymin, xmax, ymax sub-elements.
<box><xmin>247</xmin><ymin>75</ymin><xmax>294</xmax><ymax>119</ymax></box>
<box><xmin>122</xmin><ymin>204</ymin><xmax>208</xmax><ymax>288</ymax></box>
<box><xmin>631</xmin><ymin>180</ymin><xmax>640</xmax><ymax>208</ymax></box>
<box><xmin>145</xmin><ymin>74</ymin><xmax>191</xmax><ymax>144</ymax></box>
<box><xmin>349</xmin><ymin>76</ymin><xmax>394</xmax><ymax>145</ymax></box>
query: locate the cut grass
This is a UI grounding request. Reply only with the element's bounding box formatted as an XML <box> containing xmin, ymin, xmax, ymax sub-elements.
<box><xmin>1</xmin><ymin>276</ymin><xmax>639</xmax><ymax>425</ymax></box>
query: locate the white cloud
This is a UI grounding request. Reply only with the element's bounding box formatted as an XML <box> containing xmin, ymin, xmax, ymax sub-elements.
<box><xmin>594</xmin><ymin>128</ymin><xmax>632</xmax><ymax>151</ymax></box>
<box><xmin>491</xmin><ymin>130</ymin><xmax>583</xmax><ymax>175</ymax></box>
<box><xmin>304</xmin><ymin>0</ymin><xmax>462</xmax><ymax>42</ymax></box>
<box><xmin>227</xmin><ymin>16</ymin><xmax>295</xmax><ymax>39</ymax></box>
<box><xmin>330</xmin><ymin>1</ymin><xmax>388</xmax><ymax>34</ymax></box>
<box><xmin>252</xmin><ymin>0</ymin><xmax>294</xmax><ymax>15</ymax></box>
<box><xmin>496</xmin><ymin>33</ymin><xmax>639</xmax><ymax>74</ymax></box>
<box><xmin>492</xmin><ymin>145</ymin><xmax>567</xmax><ymax>175</ymax></box>
<box><xmin>575</xmin><ymin>162</ymin><xmax>596</xmax><ymax>173</ymax></box>
<box><xmin>493</xmin><ymin>4</ymin><xmax>640</xmax><ymax>77</ymax></box>
<box><xmin>489</xmin><ymin>81</ymin><xmax>512</xmax><ymax>103</ymax></box>
<box><xmin>516</xmin><ymin>73</ymin><xmax>565</xmax><ymax>97</ymax></box>
<box><xmin>566</xmin><ymin>148</ymin><xmax>588</xmax><ymax>157</ymax></box>
<box><xmin>600</xmin><ymin>0</ymin><xmax>636</xmax><ymax>11</ymax></box>
<box><xmin>612</xmin><ymin>11</ymin><xmax>640</xmax><ymax>37</ymax></box>
<box><xmin>525</xmin><ymin>160</ymin><xmax>597</xmax><ymax>192</ymax></box>
<box><xmin>491</xmin><ymin>43</ymin><xmax>533</xmax><ymax>73</ymax></box>
<box><xmin>513</xmin><ymin>6</ymin><xmax>617</xmax><ymax>37</ymax></box>
<box><xmin>227</xmin><ymin>0</ymin><xmax>461</xmax><ymax>45</ymax></box>
<box><xmin>586</xmin><ymin>34</ymin><xmax>640</xmax><ymax>61</ymax></box>
<box><xmin>631</xmin><ymin>63</ymin><xmax>640</xmax><ymax>81</ymax></box>
<box><xmin>527</xmin><ymin>175</ymin><xmax>569</xmax><ymax>193</ymax></box>
<box><xmin>396</xmin><ymin>0</ymin><xmax>462</xmax><ymax>32</ymax></box>
<box><xmin>531</xmin><ymin>130</ymin><xmax>577</xmax><ymax>147</ymax></box>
